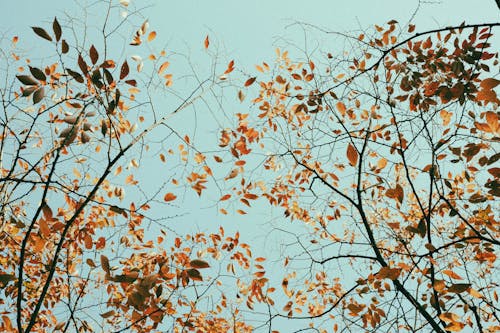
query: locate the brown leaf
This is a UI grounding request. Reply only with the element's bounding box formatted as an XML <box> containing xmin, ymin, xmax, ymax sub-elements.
<box><xmin>189</xmin><ymin>259</ymin><xmax>210</xmax><ymax>269</ymax></box>
<box><xmin>29</xmin><ymin>66</ymin><xmax>46</xmax><ymax>81</ymax></box>
<box><xmin>378</xmin><ymin>267</ymin><xmax>401</xmax><ymax>280</ymax></box>
<box><xmin>33</xmin><ymin>87</ymin><xmax>45</xmax><ymax>104</ymax></box>
<box><xmin>16</xmin><ymin>75</ymin><xmax>38</xmax><ymax>86</ymax></box>
<box><xmin>78</xmin><ymin>54</ymin><xmax>88</xmax><ymax>75</ymax></box>
<box><xmin>394</xmin><ymin>184</ymin><xmax>404</xmax><ymax>203</ymax></box>
<box><xmin>61</xmin><ymin>39</ymin><xmax>69</xmax><ymax>54</ymax></box>
<box><xmin>488</xmin><ymin>167</ymin><xmax>500</xmax><ymax>178</ymax></box>
<box><xmin>0</xmin><ymin>274</ymin><xmax>16</xmax><ymax>285</ymax></box>
<box><xmin>120</xmin><ymin>61</ymin><xmax>129</xmax><ymax>80</ymax></box>
<box><xmin>22</xmin><ymin>86</ymin><xmax>37</xmax><ymax>97</ymax></box>
<box><xmin>32</xmin><ymin>27</ymin><xmax>52</xmax><ymax>41</ymax></box>
<box><xmin>416</xmin><ymin>218</ymin><xmax>426</xmax><ymax>238</ymax></box>
<box><xmin>346</xmin><ymin>143</ymin><xmax>358</xmax><ymax>166</ymax></box>
<box><xmin>89</xmin><ymin>45</ymin><xmax>99</xmax><ymax>64</ymax></box>
<box><xmin>100</xmin><ymin>255</ymin><xmax>110</xmax><ymax>273</ymax></box>
<box><xmin>186</xmin><ymin>268</ymin><xmax>203</xmax><ymax>281</ymax></box>
<box><xmin>53</xmin><ymin>17</ymin><xmax>62</xmax><ymax>41</ymax></box>
<box><xmin>100</xmin><ymin>310</ymin><xmax>115</xmax><ymax>319</ymax></box>
<box><xmin>244</xmin><ymin>77</ymin><xmax>256</xmax><ymax>87</ymax></box>
<box><xmin>238</xmin><ymin>90</ymin><xmax>245</xmax><ymax>102</ymax></box>
<box><xmin>67</xmin><ymin>69</ymin><xmax>84</xmax><ymax>83</ymax></box>
<box><xmin>448</xmin><ymin>283</ymin><xmax>471</xmax><ymax>294</ymax></box>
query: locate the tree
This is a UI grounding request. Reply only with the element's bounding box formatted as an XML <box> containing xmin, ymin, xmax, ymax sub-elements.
<box><xmin>0</xmin><ymin>3</ymin><xmax>257</xmax><ymax>332</ymax></box>
<box><xmin>217</xmin><ymin>20</ymin><xmax>500</xmax><ymax>333</ymax></box>
<box><xmin>1</xmin><ymin>1</ymin><xmax>499</xmax><ymax>333</ymax></box>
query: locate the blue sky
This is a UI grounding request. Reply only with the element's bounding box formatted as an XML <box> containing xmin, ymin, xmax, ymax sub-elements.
<box><xmin>1</xmin><ymin>0</ymin><xmax>499</xmax><ymax>331</ymax></box>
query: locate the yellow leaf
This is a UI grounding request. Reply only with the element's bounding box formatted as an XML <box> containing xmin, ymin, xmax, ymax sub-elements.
<box><xmin>440</xmin><ymin>110</ymin><xmax>452</xmax><ymax>126</ymax></box>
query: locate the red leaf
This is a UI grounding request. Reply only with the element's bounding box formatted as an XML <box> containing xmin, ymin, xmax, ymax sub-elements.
<box><xmin>204</xmin><ymin>35</ymin><xmax>209</xmax><ymax>49</ymax></box>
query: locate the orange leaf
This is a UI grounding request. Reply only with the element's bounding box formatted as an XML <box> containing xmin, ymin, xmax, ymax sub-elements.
<box><xmin>204</xmin><ymin>35</ymin><xmax>209</xmax><ymax>49</ymax></box>
<box><xmin>336</xmin><ymin>101</ymin><xmax>346</xmax><ymax>116</ymax></box>
<box><xmin>480</xmin><ymin>78</ymin><xmax>500</xmax><ymax>90</ymax></box>
<box><xmin>220</xmin><ymin>194</ymin><xmax>231</xmax><ymax>201</ymax></box>
<box><xmin>158</xmin><ymin>61</ymin><xmax>170</xmax><ymax>75</ymax></box>
<box><xmin>346</xmin><ymin>144</ymin><xmax>358</xmax><ymax>166</ymax></box>
<box><xmin>442</xmin><ymin>269</ymin><xmax>463</xmax><ymax>280</ymax></box>
<box><xmin>244</xmin><ymin>77</ymin><xmax>256</xmax><ymax>87</ymax></box>
<box><xmin>164</xmin><ymin>192</ymin><xmax>177</xmax><ymax>202</ymax></box>
<box><xmin>444</xmin><ymin>322</ymin><xmax>465</xmax><ymax>332</ymax></box>
<box><xmin>147</xmin><ymin>31</ymin><xmax>157</xmax><ymax>42</ymax></box>
<box><xmin>39</xmin><ymin>218</ymin><xmax>51</xmax><ymax>238</ymax></box>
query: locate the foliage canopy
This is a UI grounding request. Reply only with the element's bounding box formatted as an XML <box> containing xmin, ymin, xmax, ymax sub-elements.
<box><xmin>0</xmin><ymin>2</ymin><xmax>499</xmax><ymax>333</ymax></box>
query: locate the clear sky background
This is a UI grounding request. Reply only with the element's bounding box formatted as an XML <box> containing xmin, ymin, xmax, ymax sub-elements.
<box><xmin>1</xmin><ymin>0</ymin><xmax>499</xmax><ymax>331</ymax></box>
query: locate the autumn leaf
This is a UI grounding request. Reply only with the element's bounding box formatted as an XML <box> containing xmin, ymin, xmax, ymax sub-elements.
<box><xmin>89</xmin><ymin>45</ymin><xmax>99</xmax><ymax>64</ymax></box>
<box><xmin>480</xmin><ymin>78</ymin><xmax>500</xmax><ymax>90</ymax></box>
<box><xmin>100</xmin><ymin>255</ymin><xmax>110</xmax><ymax>274</ymax></box>
<box><xmin>158</xmin><ymin>61</ymin><xmax>170</xmax><ymax>74</ymax></box>
<box><xmin>189</xmin><ymin>259</ymin><xmax>210</xmax><ymax>269</ymax></box>
<box><xmin>204</xmin><ymin>35</ymin><xmax>209</xmax><ymax>49</ymax></box>
<box><xmin>186</xmin><ymin>268</ymin><xmax>203</xmax><ymax>281</ymax></box>
<box><xmin>448</xmin><ymin>283</ymin><xmax>470</xmax><ymax>293</ymax></box>
<box><xmin>244</xmin><ymin>77</ymin><xmax>256</xmax><ymax>87</ymax></box>
<box><xmin>164</xmin><ymin>192</ymin><xmax>177</xmax><ymax>202</ymax></box>
<box><xmin>52</xmin><ymin>17</ymin><xmax>62</xmax><ymax>41</ymax></box>
<box><xmin>346</xmin><ymin>143</ymin><xmax>358</xmax><ymax>166</ymax></box>
<box><xmin>442</xmin><ymin>269</ymin><xmax>463</xmax><ymax>280</ymax></box>
<box><xmin>32</xmin><ymin>26</ymin><xmax>52</xmax><ymax>41</ymax></box>
<box><xmin>120</xmin><ymin>60</ymin><xmax>129</xmax><ymax>80</ymax></box>
<box><xmin>147</xmin><ymin>31</ymin><xmax>157</xmax><ymax>42</ymax></box>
